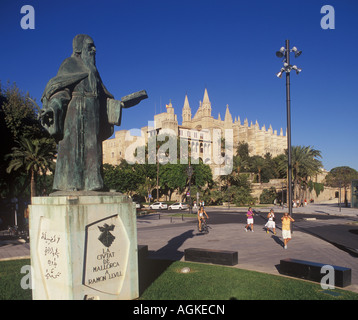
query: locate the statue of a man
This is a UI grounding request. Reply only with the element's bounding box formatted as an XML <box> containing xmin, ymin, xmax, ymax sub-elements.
<box><xmin>40</xmin><ymin>34</ymin><xmax>147</xmax><ymax>192</ymax></box>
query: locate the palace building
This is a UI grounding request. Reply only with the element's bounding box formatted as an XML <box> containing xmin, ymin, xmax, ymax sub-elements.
<box><xmin>102</xmin><ymin>89</ymin><xmax>287</xmax><ymax>172</ymax></box>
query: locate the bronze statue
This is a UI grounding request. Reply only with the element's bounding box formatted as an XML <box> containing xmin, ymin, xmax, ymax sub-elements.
<box><xmin>40</xmin><ymin>34</ymin><xmax>147</xmax><ymax>191</ymax></box>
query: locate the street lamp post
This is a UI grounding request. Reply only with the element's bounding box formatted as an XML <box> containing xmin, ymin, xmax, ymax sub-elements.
<box><xmin>276</xmin><ymin>40</ymin><xmax>302</xmax><ymax>221</ymax></box>
<box><xmin>187</xmin><ymin>163</ymin><xmax>193</xmax><ymax>214</ymax></box>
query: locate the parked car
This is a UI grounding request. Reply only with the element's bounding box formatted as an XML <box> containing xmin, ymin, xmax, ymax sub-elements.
<box><xmin>134</xmin><ymin>202</ymin><xmax>141</xmax><ymax>209</ymax></box>
<box><xmin>168</xmin><ymin>202</ymin><xmax>188</xmax><ymax>210</ymax></box>
<box><xmin>149</xmin><ymin>202</ymin><xmax>168</xmax><ymax>210</ymax></box>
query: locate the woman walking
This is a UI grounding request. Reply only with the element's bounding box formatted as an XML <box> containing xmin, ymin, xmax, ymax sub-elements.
<box><xmin>198</xmin><ymin>205</ymin><xmax>209</xmax><ymax>232</ymax></box>
<box><xmin>245</xmin><ymin>207</ymin><xmax>254</xmax><ymax>232</ymax></box>
<box><xmin>281</xmin><ymin>212</ymin><xmax>295</xmax><ymax>249</ymax></box>
<box><xmin>265</xmin><ymin>209</ymin><xmax>276</xmax><ymax>235</ymax></box>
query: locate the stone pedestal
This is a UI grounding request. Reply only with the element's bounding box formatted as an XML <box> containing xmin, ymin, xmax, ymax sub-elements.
<box><xmin>29</xmin><ymin>192</ymin><xmax>138</xmax><ymax>300</ymax></box>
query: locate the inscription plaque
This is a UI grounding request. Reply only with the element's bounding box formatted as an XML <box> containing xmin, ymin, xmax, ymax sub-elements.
<box><xmin>83</xmin><ymin>214</ymin><xmax>130</xmax><ymax>295</ymax></box>
<box><xmin>36</xmin><ymin>217</ymin><xmax>69</xmax><ymax>299</ymax></box>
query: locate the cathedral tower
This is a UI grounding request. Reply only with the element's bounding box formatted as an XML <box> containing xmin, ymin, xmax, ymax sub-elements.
<box><xmin>182</xmin><ymin>94</ymin><xmax>192</xmax><ymax>125</ymax></box>
<box><xmin>201</xmin><ymin>88</ymin><xmax>212</xmax><ymax>117</ymax></box>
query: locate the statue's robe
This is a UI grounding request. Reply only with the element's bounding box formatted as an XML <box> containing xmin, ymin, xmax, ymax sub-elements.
<box><xmin>41</xmin><ymin>56</ymin><xmax>115</xmax><ymax>191</ymax></box>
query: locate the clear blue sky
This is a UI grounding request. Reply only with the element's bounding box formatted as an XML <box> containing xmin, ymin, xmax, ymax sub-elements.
<box><xmin>1</xmin><ymin>0</ymin><xmax>358</xmax><ymax>171</ymax></box>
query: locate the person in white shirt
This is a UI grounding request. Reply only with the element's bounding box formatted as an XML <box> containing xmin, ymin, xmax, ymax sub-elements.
<box><xmin>265</xmin><ymin>209</ymin><xmax>276</xmax><ymax>235</ymax></box>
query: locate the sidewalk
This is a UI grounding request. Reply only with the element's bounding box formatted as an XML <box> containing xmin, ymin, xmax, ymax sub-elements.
<box><xmin>206</xmin><ymin>202</ymin><xmax>358</xmax><ymax>217</ymax></box>
<box><xmin>266</xmin><ymin>203</ymin><xmax>358</xmax><ymax>217</ymax></box>
<box><xmin>0</xmin><ymin>238</ymin><xmax>30</xmax><ymax>261</ymax></box>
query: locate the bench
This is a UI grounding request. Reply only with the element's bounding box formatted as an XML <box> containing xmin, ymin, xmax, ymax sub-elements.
<box><xmin>184</xmin><ymin>248</ymin><xmax>238</xmax><ymax>266</ymax></box>
<box><xmin>280</xmin><ymin>258</ymin><xmax>351</xmax><ymax>288</ymax></box>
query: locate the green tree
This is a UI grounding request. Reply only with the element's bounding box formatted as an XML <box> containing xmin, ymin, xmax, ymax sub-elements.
<box><xmin>272</xmin><ymin>154</ymin><xmax>287</xmax><ymax>178</ymax></box>
<box><xmin>159</xmin><ymin>163</ymin><xmax>187</xmax><ymax>201</ymax></box>
<box><xmin>260</xmin><ymin>187</ymin><xmax>277</xmax><ymax>204</ymax></box>
<box><xmin>325</xmin><ymin>166</ymin><xmax>358</xmax><ymax>207</ymax></box>
<box><xmin>232</xmin><ymin>174</ymin><xmax>256</xmax><ymax>206</ymax></box>
<box><xmin>192</xmin><ymin>160</ymin><xmax>213</xmax><ymax>188</ymax></box>
<box><xmin>275</xmin><ymin>146</ymin><xmax>323</xmax><ymax>200</ymax></box>
<box><xmin>6</xmin><ymin>137</ymin><xmax>56</xmax><ymax>199</ymax></box>
<box><xmin>291</xmin><ymin>146</ymin><xmax>323</xmax><ymax>200</ymax></box>
<box><xmin>1</xmin><ymin>81</ymin><xmax>41</xmax><ymax>140</ymax></box>
<box><xmin>102</xmin><ymin>163</ymin><xmax>119</xmax><ymax>191</ymax></box>
<box><xmin>235</xmin><ymin>142</ymin><xmax>250</xmax><ymax>173</ymax></box>
<box><xmin>236</xmin><ymin>142</ymin><xmax>250</xmax><ymax>161</ymax></box>
<box><xmin>103</xmin><ymin>161</ymin><xmax>158</xmax><ymax>198</ymax></box>
<box><xmin>137</xmin><ymin>176</ymin><xmax>157</xmax><ymax>203</ymax></box>
<box><xmin>307</xmin><ymin>180</ymin><xmax>324</xmax><ymax>197</ymax></box>
<box><xmin>1</xmin><ymin>81</ymin><xmax>53</xmax><ymax>197</ymax></box>
<box><xmin>249</xmin><ymin>155</ymin><xmax>265</xmax><ymax>183</ymax></box>
<box><xmin>261</xmin><ymin>153</ymin><xmax>277</xmax><ymax>182</ymax></box>
<box><xmin>108</xmin><ymin>160</ymin><xmax>146</xmax><ymax>195</ymax></box>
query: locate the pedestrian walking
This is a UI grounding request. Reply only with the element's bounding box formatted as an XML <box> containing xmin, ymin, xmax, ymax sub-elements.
<box><xmin>281</xmin><ymin>212</ymin><xmax>295</xmax><ymax>249</ymax></box>
<box><xmin>193</xmin><ymin>201</ymin><xmax>198</xmax><ymax>213</ymax></box>
<box><xmin>198</xmin><ymin>205</ymin><xmax>209</xmax><ymax>232</ymax></box>
<box><xmin>245</xmin><ymin>207</ymin><xmax>254</xmax><ymax>232</ymax></box>
<box><xmin>265</xmin><ymin>209</ymin><xmax>276</xmax><ymax>234</ymax></box>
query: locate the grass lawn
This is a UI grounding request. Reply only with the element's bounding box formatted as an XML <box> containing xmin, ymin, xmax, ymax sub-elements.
<box><xmin>0</xmin><ymin>259</ymin><xmax>32</xmax><ymax>300</ymax></box>
<box><xmin>1</xmin><ymin>259</ymin><xmax>357</xmax><ymax>300</ymax></box>
<box><xmin>140</xmin><ymin>261</ymin><xmax>358</xmax><ymax>300</ymax></box>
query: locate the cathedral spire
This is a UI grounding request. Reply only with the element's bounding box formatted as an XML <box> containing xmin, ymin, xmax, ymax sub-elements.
<box><xmin>201</xmin><ymin>88</ymin><xmax>212</xmax><ymax>116</ymax></box>
<box><xmin>224</xmin><ymin>104</ymin><xmax>233</xmax><ymax>123</ymax></box>
<box><xmin>183</xmin><ymin>94</ymin><xmax>190</xmax><ymax>110</ymax></box>
<box><xmin>202</xmin><ymin>88</ymin><xmax>210</xmax><ymax>105</ymax></box>
<box><xmin>182</xmin><ymin>94</ymin><xmax>191</xmax><ymax>123</ymax></box>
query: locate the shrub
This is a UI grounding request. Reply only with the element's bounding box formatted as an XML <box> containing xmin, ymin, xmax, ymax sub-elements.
<box><xmin>259</xmin><ymin>187</ymin><xmax>277</xmax><ymax>204</ymax></box>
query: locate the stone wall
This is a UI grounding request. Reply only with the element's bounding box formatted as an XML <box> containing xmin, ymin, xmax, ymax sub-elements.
<box><xmin>251</xmin><ymin>179</ymin><xmax>352</xmax><ymax>204</ymax></box>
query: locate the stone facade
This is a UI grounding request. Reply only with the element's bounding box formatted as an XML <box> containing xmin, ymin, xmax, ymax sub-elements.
<box><xmin>103</xmin><ymin>89</ymin><xmax>287</xmax><ymax>168</ymax></box>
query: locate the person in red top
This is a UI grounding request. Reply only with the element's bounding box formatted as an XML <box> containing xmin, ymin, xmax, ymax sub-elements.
<box><xmin>245</xmin><ymin>207</ymin><xmax>254</xmax><ymax>232</ymax></box>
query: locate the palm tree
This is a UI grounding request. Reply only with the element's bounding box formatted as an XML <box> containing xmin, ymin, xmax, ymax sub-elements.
<box><xmin>275</xmin><ymin>146</ymin><xmax>323</xmax><ymax>201</ymax></box>
<box><xmin>6</xmin><ymin>137</ymin><xmax>57</xmax><ymax>199</ymax></box>
<box><xmin>249</xmin><ymin>156</ymin><xmax>265</xmax><ymax>183</ymax></box>
<box><xmin>290</xmin><ymin>146</ymin><xmax>323</xmax><ymax>200</ymax></box>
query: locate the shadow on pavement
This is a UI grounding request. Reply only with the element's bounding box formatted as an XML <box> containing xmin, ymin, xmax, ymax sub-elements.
<box><xmin>271</xmin><ymin>235</ymin><xmax>284</xmax><ymax>248</ymax></box>
<box><xmin>152</xmin><ymin>229</ymin><xmax>195</xmax><ymax>260</ymax></box>
<box><xmin>138</xmin><ymin>229</ymin><xmax>195</xmax><ymax>295</ymax></box>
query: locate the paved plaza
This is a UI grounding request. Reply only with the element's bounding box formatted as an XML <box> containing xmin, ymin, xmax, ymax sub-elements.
<box><xmin>1</xmin><ymin>203</ymin><xmax>357</xmax><ymax>294</ymax></box>
<box><xmin>136</xmin><ymin>204</ymin><xmax>358</xmax><ymax>293</ymax></box>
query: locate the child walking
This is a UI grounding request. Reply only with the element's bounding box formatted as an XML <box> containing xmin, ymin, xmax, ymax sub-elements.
<box><xmin>265</xmin><ymin>209</ymin><xmax>276</xmax><ymax>234</ymax></box>
<box><xmin>245</xmin><ymin>207</ymin><xmax>254</xmax><ymax>232</ymax></box>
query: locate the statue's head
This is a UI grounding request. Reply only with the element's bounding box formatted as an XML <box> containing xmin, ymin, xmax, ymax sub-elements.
<box><xmin>72</xmin><ymin>34</ymin><xmax>96</xmax><ymax>66</ymax></box>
